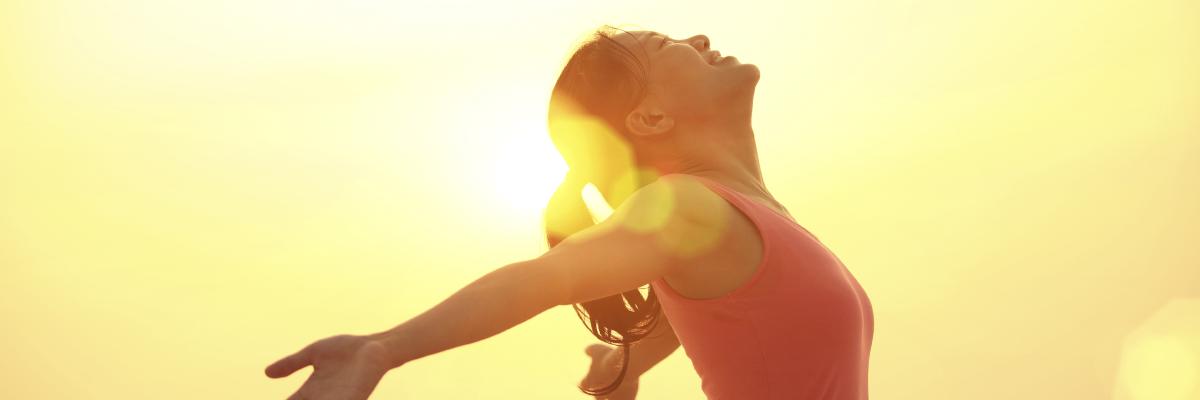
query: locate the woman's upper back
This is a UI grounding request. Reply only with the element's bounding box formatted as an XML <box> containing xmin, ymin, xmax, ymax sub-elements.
<box><xmin>650</xmin><ymin>174</ymin><xmax>875</xmax><ymax>400</ymax></box>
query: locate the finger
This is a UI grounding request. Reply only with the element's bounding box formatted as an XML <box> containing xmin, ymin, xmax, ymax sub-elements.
<box><xmin>584</xmin><ymin>344</ymin><xmax>610</xmax><ymax>359</ymax></box>
<box><xmin>265</xmin><ymin>347</ymin><xmax>313</xmax><ymax>379</ymax></box>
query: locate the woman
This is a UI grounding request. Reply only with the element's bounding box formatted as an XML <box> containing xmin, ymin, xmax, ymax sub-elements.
<box><xmin>264</xmin><ymin>26</ymin><xmax>874</xmax><ymax>400</ymax></box>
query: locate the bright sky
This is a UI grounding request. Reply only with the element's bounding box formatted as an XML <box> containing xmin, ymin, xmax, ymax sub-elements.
<box><xmin>1</xmin><ymin>0</ymin><xmax>1197</xmax><ymax>399</ymax></box>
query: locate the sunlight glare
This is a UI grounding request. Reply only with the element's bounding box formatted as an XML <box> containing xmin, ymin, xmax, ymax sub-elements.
<box><xmin>489</xmin><ymin>135</ymin><xmax>567</xmax><ymax>215</ymax></box>
<box><xmin>1116</xmin><ymin>298</ymin><xmax>1200</xmax><ymax>400</ymax></box>
<box><xmin>581</xmin><ymin>183</ymin><xmax>614</xmax><ymax>223</ymax></box>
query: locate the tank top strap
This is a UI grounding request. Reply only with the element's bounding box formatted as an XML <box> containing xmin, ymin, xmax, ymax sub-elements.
<box><xmin>666</xmin><ymin>173</ymin><xmax>816</xmax><ymax>240</ymax></box>
<box><xmin>681</xmin><ymin>174</ymin><xmax>753</xmax><ymax>208</ymax></box>
<box><xmin>667</xmin><ymin>173</ymin><xmax>775</xmax><ymax>222</ymax></box>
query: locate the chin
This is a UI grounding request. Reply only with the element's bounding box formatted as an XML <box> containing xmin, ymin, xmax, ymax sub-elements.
<box><xmin>727</xmin><ymin>63</ymin><xmax>760</xmax><ymax>92</ymax></box>
<box><xmin>739</xmin><ymin>63</ymin><xmax>761</xmax><ymax>82</ymax></box>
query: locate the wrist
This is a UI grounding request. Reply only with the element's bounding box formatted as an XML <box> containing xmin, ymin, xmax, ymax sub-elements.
<box><xmin>367</xmin><ymin>327</ymin><xmax>412</xmax><ymax>370</ymax></box>
<box><xmin>605</xmin><ymin>350</ymin><xmax>644</xmax><ymax>380</ymax></box>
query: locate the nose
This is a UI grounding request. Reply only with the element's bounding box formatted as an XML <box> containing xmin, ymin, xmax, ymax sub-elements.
<box><xmin>688</xmin><ymin>35</ymin><xmax>710</xmax><ymax>51</ymax></box>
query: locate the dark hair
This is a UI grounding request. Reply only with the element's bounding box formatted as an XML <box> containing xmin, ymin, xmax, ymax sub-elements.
<box><xmin>544</xmin><ymin>25</ymin><xmax>664</xmax><ymax>396</ymax></box>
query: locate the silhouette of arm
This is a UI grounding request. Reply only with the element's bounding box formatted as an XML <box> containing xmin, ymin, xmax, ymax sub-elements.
<box><xmin>581</xmin><ymin>306</ymin><xmax>679</xmax><ymax>396</ymax></box>
<box><xmin>627</xmin><ymin>306</ymin><xmax>681</xmax><ymax>378</ymax></box>
<box><xmin>369</xmin><ymin>175</ymin><xmax>727</xmax><ymax>370</ymax></box>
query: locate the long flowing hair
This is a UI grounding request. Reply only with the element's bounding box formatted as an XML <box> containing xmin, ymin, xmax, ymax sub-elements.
<box><xmin>543</xmin><ymin>26</ymin><xmax>664</xmax><ymax>397</ymax></box>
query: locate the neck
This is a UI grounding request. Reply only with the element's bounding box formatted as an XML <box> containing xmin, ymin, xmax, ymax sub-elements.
<box><xmin>644</xmin><ymin>109</ymin><xmax>772</xmax><ymax>199</ymax></box>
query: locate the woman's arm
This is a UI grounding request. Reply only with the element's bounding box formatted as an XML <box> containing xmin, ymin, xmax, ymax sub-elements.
<box><xmin>264</xmin><ymin>175</ymin><xmax>730</xmax><ymax>399</ymax></box>
<box><xmin>366</xmin><ymin>259</ymin><xmax>562</xmax><ymax>369</ymax></box>
<box><xmin>579</xmin><ymin>307</ymin><xmax>679</xmax><ymax>398</ymax></box>
<box><xmin>626</xmin><ymin>308</ymin><xmax>681</xmax><ymax>378</ymax></box>
<box><xmin>369</xmin><ymin>174</ymin><xmax>728</xmax><ymax>370</ymax></box>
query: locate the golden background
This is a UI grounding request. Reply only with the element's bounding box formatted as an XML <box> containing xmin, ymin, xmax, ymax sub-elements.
<box><xmin>1</xmin><ymin>0</ymin><xmax>1196</xmax><ymax>398</ymax></box>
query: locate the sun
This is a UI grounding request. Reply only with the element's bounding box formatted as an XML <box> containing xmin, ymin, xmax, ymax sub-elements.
<box><xmin>488</xmin><ymin>132</ymin><xmax>569</xmax><ymax>216</ymax></box>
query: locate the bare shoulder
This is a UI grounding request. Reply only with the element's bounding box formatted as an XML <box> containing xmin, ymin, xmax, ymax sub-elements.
<box><xmin>602</xmin><ymin>174</ymin><xmax>735</xmax><ymax>259</ymax></box>
<box><xmin>655</xmin><ymin>173</ymin><xmax>735</xmax><ymax>225</ymax></box>
<box><xmin>549</xmin><ymin>173</ymin><xmax>738</xmax><ymax>264</ymax></box>
<box><xmin>530</xmin><ymin>173</ymin><xmax>751</xmax><ymax>305</ymax></box>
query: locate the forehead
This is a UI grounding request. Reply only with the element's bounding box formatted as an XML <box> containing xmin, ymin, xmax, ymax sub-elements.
<box><xmin>609</xmin><ymin>30</ymin><xmax>657</xmax><ymax>50</ymax></box>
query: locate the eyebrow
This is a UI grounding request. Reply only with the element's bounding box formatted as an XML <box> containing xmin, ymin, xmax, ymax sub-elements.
<box><xmin>650</xmin><ymin>33</ymin><xmax>668</xmax><ymax>49</ymax></box>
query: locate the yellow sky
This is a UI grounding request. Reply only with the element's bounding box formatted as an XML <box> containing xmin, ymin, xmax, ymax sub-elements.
<box><xmin>1</xmin><ymin>0</ymin><xmax>1197</xmax><ymax>399</ymax></box>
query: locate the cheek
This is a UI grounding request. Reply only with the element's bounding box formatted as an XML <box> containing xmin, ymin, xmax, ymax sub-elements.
<box><xmin>656</xmin><ymin>49</ymin><xmax>711</xmax><ymax>80</ymax></box>
<box><xmin>653</xmin><ymin>62</ymin><xmax>714</xmax><ymax>97</ymax></box>
<box><xmin>648</xmin><ymin>52</ymin><xmax>724</xmax><ymax>111</ymax></box>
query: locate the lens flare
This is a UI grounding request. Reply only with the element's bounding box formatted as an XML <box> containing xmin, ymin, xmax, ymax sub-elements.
<box><xmin>1115</xmin><ymin>298</ymin><xmax>1200</xmax><ymax>400</ymax></box>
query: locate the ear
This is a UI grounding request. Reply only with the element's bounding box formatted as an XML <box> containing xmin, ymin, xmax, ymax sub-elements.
<box><xmin>624</xmin><ymin>102</ymin><xmax>675</xmax><ymax>138</ymax></box>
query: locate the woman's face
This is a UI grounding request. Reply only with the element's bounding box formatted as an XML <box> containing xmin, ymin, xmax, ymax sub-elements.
<box><xmin>613</xmin><ymin>30</ymin><xmax>760</xmax><ymax>123</ymax></box>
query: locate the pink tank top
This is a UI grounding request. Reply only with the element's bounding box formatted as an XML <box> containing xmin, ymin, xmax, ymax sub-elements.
<box><xmin>649</xmin><ymin>175</ymin><xmax>874</xmax><ymax>399</ymax></box>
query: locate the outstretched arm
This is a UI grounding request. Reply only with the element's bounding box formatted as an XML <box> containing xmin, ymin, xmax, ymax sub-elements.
<box><xmin>265</xmin><ymin>175</ymin><xmax>729</xmax><ymax>399</ymax></box>
<box><xmin>367</xmin><ymin>258</ymin><xmax>568</xmax><ymax>369</ymax></box>
<box><xmin>369</xmin><ymin>175</ymin><xmax>723</xmax><ymax>369</ymax></box>
<box><xmin>263</xmin><ymin>260</ymin><xmax>568</xmax><ymax>399</ymax></box>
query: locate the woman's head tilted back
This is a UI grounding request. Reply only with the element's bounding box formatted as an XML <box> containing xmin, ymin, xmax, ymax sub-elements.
<box><xmin>544</xmin><ymin>25</ymin><xmax>759</xmax><ymax>396</ymax></box>
<box><xmin>548</xmin><ymin>26</ymin><xmax>759</xmax><ymax>209</ymax></box>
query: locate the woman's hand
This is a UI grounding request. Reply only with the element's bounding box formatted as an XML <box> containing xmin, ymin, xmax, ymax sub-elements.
<box><xmin>580</xmin><ymin>344</ymin><xmax>640</xmax><ymax>400</ymax></box>
<box><xmin>265</xmin><ymin>334</ymin><xmax>395</xmax><ymax>400</ymax></box>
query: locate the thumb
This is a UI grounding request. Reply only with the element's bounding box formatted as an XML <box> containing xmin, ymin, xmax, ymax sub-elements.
<box><xmin>584</xmin><ymin>344</ymin><xmax>611</xmax><ymax>360</ymax></box>
<box><xmin>265</xmin><ymin>347</ymin><xmax>313</xmax><ymax>379</ymax></box>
